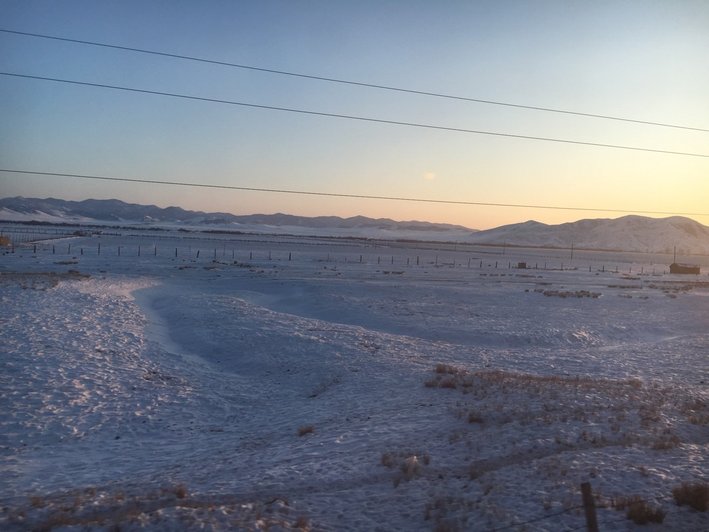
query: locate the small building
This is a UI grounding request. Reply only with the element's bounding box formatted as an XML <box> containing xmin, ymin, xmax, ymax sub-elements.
<box><xmin>517</xmin><ymin>262</ymin><xmax>527</xmax><ymax>269</ymax></box>
<box><xmin>670</xmin><ymin>263</ymin><xmax>700</xmax><ymax>275</ymax></box>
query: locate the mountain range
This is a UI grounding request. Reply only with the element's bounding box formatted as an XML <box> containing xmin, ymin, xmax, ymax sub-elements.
<box><xmin>1</xmin><ymin>196</ymin><xmax>708</xmax><ymax>254</ymax></box>
<box><xmin>0</xmin><ymin>196</ymin><xmax>471</xmax><ymax>236</ymax></box>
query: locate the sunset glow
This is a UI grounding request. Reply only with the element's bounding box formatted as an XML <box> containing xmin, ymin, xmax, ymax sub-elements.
<box><xmin>1</xmin><ymin>1</ymin><xmax>707</xmax><ymax>229</ymax></box>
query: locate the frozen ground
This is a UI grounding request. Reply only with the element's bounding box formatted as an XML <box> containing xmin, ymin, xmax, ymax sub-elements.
<box><xmin>1</xmin><ymin>230</ymin><xmax>707</xmax><ymax>531</ymax></box>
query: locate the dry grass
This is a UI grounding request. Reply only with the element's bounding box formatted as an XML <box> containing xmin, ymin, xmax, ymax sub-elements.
<box><xmin>680</xmin><ymin>397</ymin><xmax>708</xmax><ymax>425</ymax></box>
<box><xmin>424</xmin><ymin>496</ymin><xmax>478</xmax><ymax>531</ymax></box>
<box><xmin>294</xmin><ymin>515</ymin><xmax>311</xmax><ymax>530</ymax></box>
<box><xmin>29</xmin><ymin>496</ymin><xmax>45</xmax><ymax>509</ymax></box>
<box><xmin>611</xmin><ymin>496</ymin><xmax>665</xmax><ymax>524</ymax></box>
<box><xmin>0</xmin><ymin>271</ymin><xmax>90</xmax><ymax>290</ymax></box>
<box><xmin>172</xmin><ymin>484</ymin><xmax>188</xmax><ymax>499</ymax></box>
<box><xmin>424</xmin><ymin>363</ymin><xmax>698</xmax><ymax>459</ymax></box>
<box><xmin>651</xmin><ymin>433</ymin><xmax>682</xmax><ymax>450</ymax></box>
<box><xmin>626</xmin><ymin>500</ymin><xmax>665</xmax><ymax>524</ymax></box>
<box><xmin>425</xmin><ymin>365</ymin><xmax>643</xmax><ymax>394</ymax></box>
<box><xmin>297</xmin><ymin>425</ymin><xmax>314</xmax><ymax>437</ymax></box>
<box><xmin>534</xmin><ymin>288</ymin><xmax>601</xmax><ymax>298</ymax></box>
<box><xmin>381</xmin><ymin>451</ymin><xmax>431</xmax><ymax>487</ymax></box>
<box><xmin>672</xmin><ymin>481</ymin><xmax>708</xmax><ymax>512</ymax></box>
<box><xmin>7</xmin><ymin>485</ymin><xmax>314</xmax><ymax>530</ymax></box>
<box><xmin>467</xmin><ymin>411</ymin><xmax>484</xmax><ymax>424</ymax></box>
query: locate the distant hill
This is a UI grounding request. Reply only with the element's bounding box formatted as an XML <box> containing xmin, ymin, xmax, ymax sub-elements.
<box><xmin>467</xmin><ymin>215</ymin><xmax>709</xmax><ymax>254</ymax></box>
<box><xmin>2</xmin><ymin>197</ymin><xmax>707</xmax><ymax>253</ymax></box>
<box><xmin>0</xmin><ymin>196</ymin><xmax>473</xmax><ymax>237</ymax></box>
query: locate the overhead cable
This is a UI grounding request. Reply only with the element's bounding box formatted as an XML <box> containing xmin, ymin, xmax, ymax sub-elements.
<box><xmin>2</xmin><ymin>72</ymin><xmax>707</xmax><ymax>159</ymax></box>
<box><xmin>2</xmin><ymin>169</ymin><xmax>708</xmax><ymax>217</ymax></box>
<box><xmin>0</xmin><ymin>28</ymin><xmax>707</xmax><ymax>133</ymax></box>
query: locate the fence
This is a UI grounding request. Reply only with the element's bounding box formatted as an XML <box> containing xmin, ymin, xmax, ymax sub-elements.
<box><xmin>2</xmin><ymin>239</ymin><xmax>685</xmax><ymax>277</ymax></box>
<box><xmin>4</xmin><ymin>228</ymin><xmax>703</xmax><ymax>277</ymax></box>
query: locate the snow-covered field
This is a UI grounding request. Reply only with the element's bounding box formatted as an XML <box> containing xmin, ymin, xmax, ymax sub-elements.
<box><xmin>1</xmin><ymin>228</ymin><xmax>707</xmax><ymax>531</ymax></box>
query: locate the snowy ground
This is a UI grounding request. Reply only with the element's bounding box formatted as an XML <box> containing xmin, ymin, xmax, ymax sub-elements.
<box><xmin>1</xmin><ymin>230</ymin><xmax>707</xmax><ymax>531</ymax></box>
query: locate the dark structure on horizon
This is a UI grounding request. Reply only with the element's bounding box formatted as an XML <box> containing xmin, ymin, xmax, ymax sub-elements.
<box><xmin>670</xmin><ymin>246</ymin><xmax>700</xmax><ymax>274</ymax></box>
<box><xmin>669</xmin><ymin>263</ymin><xmax>700</xmax><ymax>275</ymax></box>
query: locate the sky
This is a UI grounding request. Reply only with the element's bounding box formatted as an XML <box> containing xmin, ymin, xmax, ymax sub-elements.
<box><xmin>0</xmin><ymin>0</ymin><xmax>707</xmax><ymax>230</ymax></box>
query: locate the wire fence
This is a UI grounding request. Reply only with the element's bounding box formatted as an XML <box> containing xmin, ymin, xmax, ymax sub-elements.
<box><xmin>2</xmin><ymin>238</ymin><xmax>684</xmax><ymax>277</ymax></box>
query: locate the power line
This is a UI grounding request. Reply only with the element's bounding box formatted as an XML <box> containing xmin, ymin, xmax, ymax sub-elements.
<box><xmin>2</xmin><ymin>72</ymin><xmax>708</xmax><ymax>159</ymax></box>
<box><xmin>1</xmin><ymin>27</ymin><xmax>707</xmax><ymax>133</ymax></box>
<box><xmin>3</xmin><ymin>168</ymin><xmax>708</xmax><ymax>218</ymax></box>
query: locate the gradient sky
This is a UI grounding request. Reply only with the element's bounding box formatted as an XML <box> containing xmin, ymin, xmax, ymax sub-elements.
<box><xmin>1</xmin><ymin>0</ymin><xmax>707</xmax><ymax>229</ymax></box>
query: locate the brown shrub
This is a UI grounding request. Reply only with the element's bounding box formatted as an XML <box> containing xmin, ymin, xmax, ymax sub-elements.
<box><xmin>294</xmin><ymin>515</ymin><xmax>310</xmax><ymax>530</ymax></box>
<box><xmin>612</xmin><ymin>496</ymin><xmax>665</xmax><ymax>524</ymax></box>
<box><xmin>381</xmin><ymin>452</ymin><xmax>396</xmax><ymax>468</ymax></box>
<box><xmin>672</xmin><ymin>482</ymin><xmax>708</xmax><ymax>512</ymax></box>
<box><xmin>174</xmin><ymin>484</ymin><xmax>187</xmax><ymax>499</ymax></box>
<box><xmin>626</xmin><ymin>500</ymin><xmax>665</xmax><ymax>524</ymax></box>
<box><xmin>298</xmin><ymin>425</ymin><xmax>314</xmax><ymax>437</ymax></box>
<box><xmin>467</xmin><ymin>411</ymin><xmax>483</xmax><ymax>424</ymax></box>
<box><xmin>435</xmin><ymin>364</ymin><xmax>460</xmax><ymax>375</ymax></box>
<box><xmin>439</xmin><ymin>377</ymin><xmax>457</xmax><ymax>389</ymax></box>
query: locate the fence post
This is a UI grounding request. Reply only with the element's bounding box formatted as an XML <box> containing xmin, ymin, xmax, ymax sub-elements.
<box><xmin>580</xmin><ymin>482</ymin><xmax>599</xmax><ymax>532</ymax></box>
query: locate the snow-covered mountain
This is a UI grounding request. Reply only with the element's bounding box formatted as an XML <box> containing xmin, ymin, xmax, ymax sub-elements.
<box><xmin>2</xmin><ymin>197</ymin><xmax>707</xmax><ymax>253</ymax></box>
<box><xmin>468</xmin><ymin>215</ymin><xmax>709</xmax><ymax>254</ymax></box>
<box><xmin>0</xmin><ymin>197</ymin><xmax>473</xmax><ymax>237</ymax></box>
